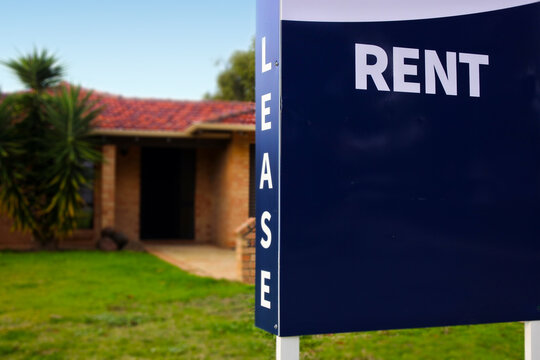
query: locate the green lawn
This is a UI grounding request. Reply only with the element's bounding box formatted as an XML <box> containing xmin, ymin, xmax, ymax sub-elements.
<box><xmin>0</xmin><ymin>251</ymin><xmax>524</xmax><ymax>359</ymax></box>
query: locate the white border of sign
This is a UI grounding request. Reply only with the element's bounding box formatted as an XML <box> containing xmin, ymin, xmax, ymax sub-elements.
<box><xmin>282</xmin><ymin>0</ymin><xmax>538</xmax><ymax>22</ymax></box>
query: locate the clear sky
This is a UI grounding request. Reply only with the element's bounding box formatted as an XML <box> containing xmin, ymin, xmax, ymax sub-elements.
<box><xmin>0</xmin><ymin>0</ymin><xmax>255</xmax><ymax>100</ymax></box>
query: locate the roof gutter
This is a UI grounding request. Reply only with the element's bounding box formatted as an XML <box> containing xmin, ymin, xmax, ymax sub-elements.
<box><xmin>186</xmin><ymin>123</ymin><xmax>255</xmax><ymax>133</ymax></box>
<box><xmin>91</xmin><ymin>123</ymin><xmax>255</xmax><ymax>138</ymax></box>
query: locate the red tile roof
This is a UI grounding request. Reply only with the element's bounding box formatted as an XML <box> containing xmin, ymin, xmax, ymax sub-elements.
<box><xmin>86</xmin><ymin>88</ymin><xmax>255</xmax><ymax>134</ymax></box>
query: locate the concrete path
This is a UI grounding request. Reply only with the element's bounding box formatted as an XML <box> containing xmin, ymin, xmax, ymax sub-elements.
<box><xmin>144</xmin><ymin>242</ymin><xmax>239</xmax><ymax>281</ymax></box>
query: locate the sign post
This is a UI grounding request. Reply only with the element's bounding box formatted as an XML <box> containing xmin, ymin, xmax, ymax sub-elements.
<box><xmin>526</xmin><ymin>321</ymin><xmax>540</xmax><ymax>360</ymax></box>
<box><xmin>256</xmin><ymin>0</ymin><xmax>540</xmax><ymax>358</ymax></box>
<box><xmin>276</xmin><ymin>337</ymin><xmax>299</xmax><ymax>360</ymax></box>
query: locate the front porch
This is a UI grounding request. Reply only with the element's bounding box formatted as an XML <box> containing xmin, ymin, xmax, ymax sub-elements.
<box><xmin>142</xmin><ymin>216</ymin><xmax>256</xmax><ymax>283</ymax></box>
<box><xmin>97</xmin><ymin>130</ymin><xmax>255</xmax><ymax>249</ymax></box>
<box><xmin>144</xmin><ymin>242</ymin><xmax>239</xmax><ymax>281</ymax></box>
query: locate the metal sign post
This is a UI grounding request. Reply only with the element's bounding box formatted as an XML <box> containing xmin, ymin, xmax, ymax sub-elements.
<box><xmin>526</xmin><ymin>321</ymin><xmax>540</xmax><ymax>360</ymax></box>
<box><xmin>276</xmin><ymin>337</ymin><xmax>300</xmax><ymax>360</ymax></box>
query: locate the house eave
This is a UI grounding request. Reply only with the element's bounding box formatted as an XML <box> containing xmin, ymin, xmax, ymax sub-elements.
<box><xmin>91</xmin><ymin>123</ymin><xmax>255</xmax><ymax>139</ymax></box>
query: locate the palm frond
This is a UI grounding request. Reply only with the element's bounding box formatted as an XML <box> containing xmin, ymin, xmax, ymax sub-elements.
<box><xmin>0</xmin><ymin>100</ymin><xmax>35</xmax><ymax>231</ymax></box>
<box><xmin>41</xmin><ymin>85</ymin><xmax>102</xmax><ymax>238</ymax></box>
<box><xmin>3</xmin><ymin>49</ymin><xmax>64</xmax><ymax>92</ymax></box>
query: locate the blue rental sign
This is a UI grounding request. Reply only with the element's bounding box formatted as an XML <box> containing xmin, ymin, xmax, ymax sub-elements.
<box><xmin>255</xmin><ymin>0</ymin><xmax>540</xmax><ymax>337</ymax></box>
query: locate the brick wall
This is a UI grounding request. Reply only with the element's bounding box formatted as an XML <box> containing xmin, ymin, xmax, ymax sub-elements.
<box><xmin>194</xmin><ymin>147</ymin><xmax>221</xmax><ymax>243</ymax></box>
<box><xmin>236</xmin><ymin>217</ymin><xmax>256</xmax><ymax>284</ymax></box>
<box><xmin>93</xmin><ymin>165</ymin><xmax>102</xmax><ymax>241</ymax></box>
<box><xmin>214</xmin><ymin>132</ymin><xmax>254</xmax><ymax>248</ymax></box>
<box><xmin>194</xmin><ymin>132</ymin><xmax>254</xmax><ymax>248</ymax></box>
<box><xmin>101</xmin><ymin>145</ymin><xmax>116</xmax><ymax>229</ymax></box>
<box><xmin>0</xmin><ymin>216</ymin><xmax>33</xmax><ymax>250</ymax></box>
<box><xmin>115</xmin><ymin>146</ymin><xmax>141</xmax><ymax>241</ymax></box>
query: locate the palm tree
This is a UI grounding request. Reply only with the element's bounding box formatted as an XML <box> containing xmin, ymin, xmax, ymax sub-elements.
<box><xmin>0</xmin><ymin>100</ymin><xmax>34</xmax><ymax>232</ymax></box>
<box><xmin>0</xmin><ymin>50</ymin><xmax>102</xmax><ymax>247</ymax></box>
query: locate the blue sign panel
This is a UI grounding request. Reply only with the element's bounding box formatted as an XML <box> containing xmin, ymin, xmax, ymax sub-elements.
<box><xmin>255</xmin><ymin>0</ymin><xmax>280</xmax><ymax>335</ymax></box>
<box><xmin>256</xmin><ymin>0</ymin><xmax>540</xmax><ymax>337</ymax></box>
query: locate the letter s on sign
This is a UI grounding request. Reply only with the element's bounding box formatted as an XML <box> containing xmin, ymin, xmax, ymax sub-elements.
<box><xmin>261</xmin><ymin>211</ymin><xmax>272</xmax><ymax>249</ymax></box>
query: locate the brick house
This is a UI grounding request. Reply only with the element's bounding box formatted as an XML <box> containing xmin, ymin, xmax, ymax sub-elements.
<box><xmin>0</xmin><ymin>89</ymin><xmax>256</xmax><ymax>252</ymax></box>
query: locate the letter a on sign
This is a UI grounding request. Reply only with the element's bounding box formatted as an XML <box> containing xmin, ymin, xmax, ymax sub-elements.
<box><xmin>260</xmin><ymin>153</ymin><xmax>273</xmax><ymax>189</ymax></box>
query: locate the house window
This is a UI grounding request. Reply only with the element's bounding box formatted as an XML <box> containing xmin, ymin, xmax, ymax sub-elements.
<box><xmin>249</xmin><ymin>144</ymin><xmax>256</xmax><ymax>218</ymax></box>
<box><xmin>76</xmin><ymin>161</ymin><xmax>94</xmax><ymax>229</ymax></box>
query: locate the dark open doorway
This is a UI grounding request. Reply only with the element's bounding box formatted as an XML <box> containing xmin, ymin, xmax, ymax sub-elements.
<box><xmin>140</xmin><ymin>147</ymin><xmax>195</xmax><ymax>240</ymax></box>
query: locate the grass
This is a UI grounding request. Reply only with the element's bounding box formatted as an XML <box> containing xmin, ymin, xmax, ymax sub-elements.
<box><xmin>0</xmin><ymin>251</ymin><xmax>524</xmax><ymax>359</ymax></box>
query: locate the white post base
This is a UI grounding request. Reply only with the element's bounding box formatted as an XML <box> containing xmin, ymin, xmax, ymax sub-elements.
<box><xmin>277</xmin><ymin>336</ymin><xmax>300</xmax><ymax>360</ymax></box>
<box><xmin>525</xmin><ymin>321</ymin><xmax>540</xmax><ymax>360</ymax></box>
